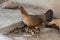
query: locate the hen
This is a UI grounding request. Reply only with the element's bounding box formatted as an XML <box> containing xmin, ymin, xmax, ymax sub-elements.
<box><xmin>18</xmin><ymin>6</ymin><xmax>53</xmax><ymax>35</ymax></box>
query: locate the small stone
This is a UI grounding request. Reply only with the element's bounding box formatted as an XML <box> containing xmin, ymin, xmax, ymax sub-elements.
<box><xmin>1</xmin><ymin>1</ymin><xmax>20</xmax><ymax>9</ymax></box>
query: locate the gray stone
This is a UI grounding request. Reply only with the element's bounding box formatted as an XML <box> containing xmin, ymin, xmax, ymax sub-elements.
<box><xmin>1</xmin><ymin>1</ymin><xmax>20</xmax><ymax>9</ymax></box>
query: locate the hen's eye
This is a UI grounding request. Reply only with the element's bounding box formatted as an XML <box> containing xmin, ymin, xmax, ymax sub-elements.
<box><xmin>20</xmin><ymin>7</ymin><xmax>23</xmax><ymax>8</ymax></box>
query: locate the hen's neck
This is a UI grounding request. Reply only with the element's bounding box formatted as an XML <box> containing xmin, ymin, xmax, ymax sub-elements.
<box><xmin>20</xmin><ymin>8</ymin><xmax>29</xmax><ymax>18</ymax></box>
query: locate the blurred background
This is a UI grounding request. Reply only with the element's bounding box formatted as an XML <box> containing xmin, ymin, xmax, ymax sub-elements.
<box><xmin>0</xmin><ymin>0</ymin><xmax>60</xmax><ymax>40</ymax></box>
<box><xmin>0</xmin><ymin>0</ymin><xmax>60</xmax><ymax>18</ymax></box>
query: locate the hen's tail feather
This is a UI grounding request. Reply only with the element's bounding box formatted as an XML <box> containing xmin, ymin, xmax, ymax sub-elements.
<box><xmin>45</xmin><ymin>9</ymin><xmax>53</xmax><ymax>22</ymax></box>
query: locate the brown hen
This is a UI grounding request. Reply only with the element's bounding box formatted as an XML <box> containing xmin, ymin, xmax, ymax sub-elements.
<box><xmin>18</xmin><ymin>6</ymin><xmax>53</xmax><ymax>35</ymax></box>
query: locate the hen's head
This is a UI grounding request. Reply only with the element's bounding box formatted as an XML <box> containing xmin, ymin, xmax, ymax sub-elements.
<box><xmin>18</xmin><ymin>6</ymin><xmax>24</xmax><ymax>10</ymax></box>
<box><xmin>18</xmin><ymin>6</ymin><xmax>28</xmax><ymax>15</ymax></box>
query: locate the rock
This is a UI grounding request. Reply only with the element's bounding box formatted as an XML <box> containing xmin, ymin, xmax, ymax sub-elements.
<box><xmin>1</xmin><ymin>1</ymin><xmax>20</xmax><ymax>9</ymax></box>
